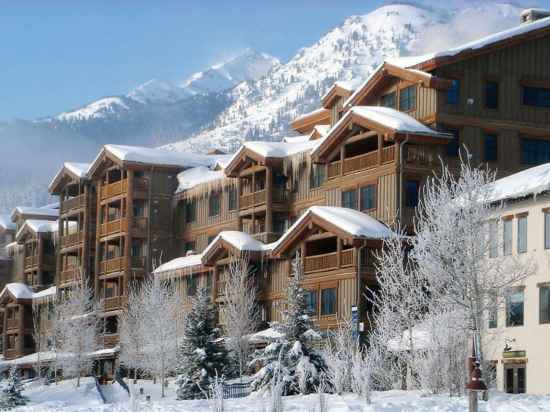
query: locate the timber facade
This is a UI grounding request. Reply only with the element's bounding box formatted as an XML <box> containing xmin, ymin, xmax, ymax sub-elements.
<box><xmin>0</xmin><ymin>10</ymin><xmax>549</xmax><ymax>385</ymax></box>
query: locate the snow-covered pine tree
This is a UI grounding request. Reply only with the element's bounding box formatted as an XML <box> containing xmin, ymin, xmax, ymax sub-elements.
<box><xmin>249</xmin><ymin>253</ymin><xmax>326</xmax><ymax>395</ymax></box>
<box><xmin>0</xmin><ymin>365</ymin><xmax>27</xmax><ymax>409</ymax></box>
<box><xmin>176</xmin><ymin>288</ymin><xmax>229</xmax><ymax>400</ymax></box>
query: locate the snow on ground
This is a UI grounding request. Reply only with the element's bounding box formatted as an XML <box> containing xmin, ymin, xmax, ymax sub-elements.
<box><xmin>11</xmin><ymin>379</ymin><xmax>550</xmax><ymax>412</ymax></box>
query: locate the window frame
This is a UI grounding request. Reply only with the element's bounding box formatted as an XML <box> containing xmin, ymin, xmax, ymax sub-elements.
<box><xmin>503</xmin><ymin>218</ymin><xmax>513</xmax><ymax>256</ymax></box>
<box><xmin>522</xmin><ymin>84</ymin><xmax>550</xmax><ymax>108</ymax></box>
<box><xmin>447</xmin><ymin>79</ymin><xmax>460</xmax><ymax>105</ymax></box>
<box><xmin>405</xmin><ymin>180</ymin><xmax>420</xmax><ymax>208</ymax></box>
<box><xmin>341</xmin><ymin>189</ymin><xmax>358</xmax><ymax>210</ymax></box>
<box><xmin>320</xmin><ymin>287</ymin><xmax>337</xmax><ymax>316</ymax></box>
<box><xmin>484</xmin><ymin>133</ymin><xmax>498</xmax><ymax>162</ymax></box>
<box><xmin>517</xmin><ymin>214</ymin><xmax>528</xmax><ymax>254</ymax></box>
<box><xmin>506</xmin><ymin>288</ymin><xmax>525</xmax><ymax>327</ymax></box>
<box><xmin>521</xmin><ymin>138</ymin><xmax>550</xmax><ymax>166</ymax></box>
<box><xmin>544</xmin><ymin>210</ymin><xmax>550</xmax><ymax>250</ymax></box>
<box><xmin>485</xmin><ymin>80</ymin><xmax>499</xmax><ymax>109</ymax></box>
<box><xmin>399</xmin><ymin>85</ymin><xmax>417</xmax><ymax>112</ymax></box>
<box><xmin>360</xmin><ymin>184</ymin><xmax>377</xmax><ymax>211</ymax></box>
<box><xmin>209</xmin><ymin>191</ymin><xmax>221</xmax><ymax>217</ymax></box>
<box><xmin>228</xmin><ymin>187</ymin><xmax>238</xmax><ymax>211</ymax></box>
<box><xmin>185</xmin><ymin>199</ymin><xmax>196</xmax><ymax>223</ymax></box>
<box><xmin>539</xmin><ymin>285</ymin><xmax>550</xmax><ymax>324</ymax></box>
<box><xmin>381</xmin><ymin>91</ymin><xmax>396</xmax><ymax>109</ymax></box>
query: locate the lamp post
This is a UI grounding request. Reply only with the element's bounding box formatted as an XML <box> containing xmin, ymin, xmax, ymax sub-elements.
<box><xmin>466</xmin><ymin>331</ymin><xmax>487</xmax><ymax>412</ymax></box>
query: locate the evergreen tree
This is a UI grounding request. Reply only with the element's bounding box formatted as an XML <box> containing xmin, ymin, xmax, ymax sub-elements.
<box><xmin>249</xmin><ymin>254</ymin><xmax>327</xmax><ymax>395</ymax></box>
<box><xmin>0</xmin><ymin>365</ymin><xmax>26</xmax><ymax>410</ymax></box>
<box><xmin>176</xmin><ymin>288</ymin><xmax>229</xmax><ymax>400</ymax></box>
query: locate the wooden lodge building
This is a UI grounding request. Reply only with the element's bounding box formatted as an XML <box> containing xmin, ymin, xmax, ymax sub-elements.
<box><xmin>1</xmin><ymin>9</ymin><xmax>550</xmax><ymax>382</ymax></box>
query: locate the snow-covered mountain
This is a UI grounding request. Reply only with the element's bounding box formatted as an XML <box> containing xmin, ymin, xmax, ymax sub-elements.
<box><xmin>165</xmin><ymin>2</ymin><xmax>522</xmax><ymax>153</ymax></box>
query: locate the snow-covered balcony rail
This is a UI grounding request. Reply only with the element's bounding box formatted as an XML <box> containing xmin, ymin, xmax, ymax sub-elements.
<box><xmin>60</xmin><ymin>194</ymin><xmax>87</xmax><ymax>214</ymax></box>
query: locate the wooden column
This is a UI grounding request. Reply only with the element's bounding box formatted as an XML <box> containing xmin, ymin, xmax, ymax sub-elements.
<box><xmin>265</xmin><ymin>167</ymin><xmax>273</xmax><ymax>235</ymax></box>
<box><xmin>124</xmin><ymin>170</ymin><xmax>134</xmax><ymax>293</ymax></box>
<box><xmin>236</xmin><ymin>178</ymin><xmax>242</xmax><ymax>230</ymax></box>
<box><xmin>81</xmin><ymin>183</ymin><xmax>90</xmax><ymax>292</ymax></box>
<box><xmin>37</xmin><ymin>235</ymin><xmax>43</xmax><ymax>288</ymax></box>
<box><xmin>340</xmin><ymin>146</ymin><xmax>345</xmax><ymax>176</ymax></box>
<box><xmin>16</xmin><ymin>304</ymin><xmax>24</xmax><ymax>355</ymax></box>
<box><xmin>377</xmin><ymin>133</ymin><xmax>383</xmax><ymax>165</ymax></box>
<box><xmin>337</xmin><ymin>238</ymin><xmax>342</xmax><ymax>268</ymax></box>
<box><xmin>94</xmin><ymin>179</ymin><xmax>103</xmax><ymax>297</ymax></box>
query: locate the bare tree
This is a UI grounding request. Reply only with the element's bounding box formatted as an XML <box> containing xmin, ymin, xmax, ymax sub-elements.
<box><xmin>119</xmin><ymin>281</ymin><xmax>145</xmax><ymax>382</ymax></box>
<box><xmin>56</xmin><ymin>277</ymin><xmax>100</xmax><ymax>387</ymax></box>
<box><xmin>221</xmin><ymin>254</ymin><xmax>259</xmax><ymax>380</ymax></box>
<box><xmin>31</xmin><ymin>300</ymin><xmax>45</xmax><ymax>379</ymax></box>
<box><xmin>323</xmin><ymin>319</ymin><xmax>354</xmax><ymax>395</ymax></box>
<box><xmin>139</xmin><ymin>276</ymin><xmax>182</xmax><ymax>398</ymax></box>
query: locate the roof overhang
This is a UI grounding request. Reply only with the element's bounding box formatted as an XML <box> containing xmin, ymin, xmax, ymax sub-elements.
<box><xmin>201</xmin><ymin>236</ymin><xmax>264</xmax><ymax>266</ymax></box>
<box><xmin>224</xmin><ymin>146</ymin><xmax>283</xmax><ymax>177</ymax></box>
<box><xmin>49</xmin><ymin>165</ymin><xmax>86</xmax><ymax>195</ymax></box>
<box><xmin>321</xmin><ymin>84</ymin><xmax>353</xmax><ymax>109</ymax></box>
<box><xmin>290</xmin><ymin>108</ymin><xmax>331</xmax><ymax>134</ymax></box>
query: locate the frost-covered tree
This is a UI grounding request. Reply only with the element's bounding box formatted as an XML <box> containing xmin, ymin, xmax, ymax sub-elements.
<box><xmin>138</xmin><ymin>277</ymin><xmax>182</xmax><ymax>398</ymax></box>
<box><xmin>118</xmin><ymin>281</ymin><xmax>145</xmax><ymax>382</ymax></box>
<box><xmin>57</xmin><ymin>277</ymin><xmax>100</xmax><ymax>387</ymax></box>
<box><xmin>249</xmin><ymin>253</ymin><xmax>326</xmax><ymax>395</ymax></box>
<box><xmin>31</xmin><ymin>300</ymin><xmax>45</xmax><ymax>380</ymax></box>
<box><xmin>176</xmin><ymin>288</ymin><xmax>228</xmax><ymax>400</ymax></box>
<box><xmin>412</xmin><ymin>158</ymin><xmax>534</xmax><ymax>387</ymax></box>
<box><xmin>323</xmin><ymin>320</ymin><xmax>354</xmax><ymax>395</ymax></box>
<box><xmin>0</xmin><ymin>365</ymin><xmax>26</xmax><ymax>409</ymax></box>
<box><xmin>221</xmin><ymin>255</ymin><xmax>259</xmax><ymax>380</ymax></box>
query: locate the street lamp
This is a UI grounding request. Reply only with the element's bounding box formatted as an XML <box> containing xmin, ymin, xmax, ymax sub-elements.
<box><xmin>466</xmin><ymin>331</ymin><xmax>487</xmax><ymax>412</ymax></box>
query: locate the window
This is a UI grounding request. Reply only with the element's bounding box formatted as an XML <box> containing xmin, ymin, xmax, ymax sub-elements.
<box><xmin>7</xmin><ymin>335</ymin><xmax>16</xmax><ymax>349</ymax></box>
<box><xmin>24</xmin><ymin>334</ymin><xmax>34</xmax><ymax>349</ymax></box>
<box><xmin>228</xmin><ymin>187</ymin><xmax>237</xmax><ymax>211</ymax></box>
<box><xmin>360</xmin><ymin>185</ymin><xmax>376</xmax><ymax>210</ymax></box>
<box><xmin>485</xmin><ymin>81</ymin><xmax>499</xmax><ymax>109</ymax></box>
<box><xmin>517</xmin><ymin>215</ymin><xmax>527</xmax><ymax>254</ymax></box>
<box><xmin>545</xmin><ymin>211</ymin><xmax>550</xmax><ymax>249</ymax></box>
<box><xmin>206</xmin><ymin>273</ymin><xmax>213</xmax><ymax>291</ymax></box>
<box><xmin>304</xmin><ymin>290</ymin><xmax>318</xmax><ymax>315</ymax></box>
<box><xmin>184</xmin><ymin>241</ymin><xmax>195</xmax><ymax>254</ymax></box>
<box><xmin>506</xmin><ymin>289</ymin><xmax>524</xmax><ymax>327</ymax></box>
<box><xmin>540</xmin><ymin>286</ymin><xmax>550</xmax><ymax>324</ymax></box>
<box><xmin>405</xmin><ymin>180</ymin><xmax>420</xmax><ymax>208</ymax></box>
<box><xmin>447</xmin><ymin>79</ymin><xmax>460</xmax><ymax>105</ymax></box>
<box><xmin>446</xmin><ymin>128</ymin><xmax>460</xmax><ymax>157</ymax></box>
<box><xmin>187</xmin><ymin>275</ymin><xmax>197</xmax><ymax>296</ymax></box>
<box><xmin>321</xmin><ymin>288</ymin><xmax>337</xmax><ymax>315</ymax></box>
<box><xmin>484</xmin><ymin>134</ymin><xmax>498</xmax><ymax>162</ymax></box>
<box><xmin>521</xmin><ymin>138</ymin><xmax>550</xmax><ymax>165</ymax></box>
<box><xmin>381</xmin><ymin>92</ymin><xmax>396</xmax><ymax>108</ymax></box>
<box><xmin>522</xmin><ymin>85</ymin><xmax>550</xmax><ymax>108</ymax></box>
<box><xmin>503</xmin><ymin>219</ymin><xmax>513</xmax><ymax>256</ymax></box>
<box><xmin>104</xmin><ymin>316</ymin><xmax>118</xmax><ymax>334</ymax></box>
<box><xmin>488</xmin><ymin>306</ymin><xmax>498</xmax><ymax>329</ymax></box>
<box><xmin>209</xmin><ymin>192</ymin><xmax>221</xmax><ymax>216</ymax></box>
<box><xmin>399</xmin><ymin>86</ymin><xmax>416</xmax><ymax>111</ymax></box>
<box><xmin>310</xmin><ymin>164</ymin><xmax>325</xmax><ymax>188</ymax></box>
<box><xmin>185</xmin><ymin>200</ymin><xmax>196</xmax><ymax>223</ymax></box>
<box><xmin>342</xmin><ymin>189</ymin><xmax>358</xmax><ymax>210</ymax></box>
<box><xmin>489</xmin><ymin>220</ymin><xmax>498</xmax><ymax>258</ymax></box>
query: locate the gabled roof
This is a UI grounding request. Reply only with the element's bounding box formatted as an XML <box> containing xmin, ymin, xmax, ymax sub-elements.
<box><xmin>0</xmin><ymin>283</ymin><xmax>56</xmax><ymax>304</ymax></box>
<box><xmin>153</xmin><ymin>253</ymin><xmax>205</xmax><ymax>277</ymax></box>
<box><xmin>87</xmin><ymin>144</ymin><xmax>217</xmax><ymax>178</ymax></box>
<box><xmin>312</xmin><ymin>106</ymin><xmax>451</xmax><ymax>161</ymax></box>
<box><xmin>344</xmin><ymin>62</ymin><xmax>452</xmax><ymax>108</ymax></box>
<box><xmin>10</xmin><ymin>206</ymin><xmax>59</xmax><ymax>222</ymax></box>
<box><xmin>290</xmin><ymin>107</ymin><xmax>330</xmax><ymax>134</ymax></box>
<box><xmin>202</xmin><ymin>231</ymin><xmax>273</xmax><ymax>265</ymax></box>
<box><xmin>224</xmin><ymin>138</ymin><xmax>324</xmax><ymax>177</ymax></box>
<box><xmin>387</xmin><ymin>15</ymin><xmax>550</xmax><ymax>71</ymax></box>
<box><xmin>0</xmin><ymin>215</ymin><xmax>15</xmax><ymax>232</ymax></box>
<box><xmin>484</xmin><ymin>162</ymin><xmax>550</xmax><ymax>204</ymax></box>
<box><xmin>176</xmin><ymin>166</ymin><xmax>226</xmax><ymax>194</ymax></box>
<box><xmin>321</xmin><ymin>80</ymin><xmax>359</xmax><ymax>109</ymax></box>
<box><xmin>16</xmin><ymin>219</ymin><xmax>58</xmax><ymax>241</ymax></box>
<box><xmin>49</xmin><ymin>162</ymin><xmax>91</xmax><ymax>194</ymax></box>
<box><xmin>272</xmin><ymin>206</ymin><xmax>393</xmax><ymax>256</ymax></box>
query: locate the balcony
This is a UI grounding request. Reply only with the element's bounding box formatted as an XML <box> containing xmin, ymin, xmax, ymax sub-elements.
<box><xmin>102</xmin><ymin>296</ymin><xmax>127</xmax><ymax>312</ymax></box>
<box><xmin>100</xmin><ymin>218</ymin><xmax>127</xmax><ymax>237</ymax></box>
<box><xmin>133</xmin><ymin>177</ymin><xmax>149</xmax><ymax>192</ymax></box>
<box><xmin>61</xmin><ymin>194</ymin><xmax>87</xmax><ymax>214</ymax></box>
<box><xmin>100</xmin><ymin>333</ymin><xmax>120</xmax><ymax>348</ymax></box>
<box><xmin>342</xmin><ymin>151</ymin><xmax>378</xmax><ymax>175</ymax></box>
<box><xmin>6</xmin><ymin>319</ymin><xmax>18</xmax><ymax>330</ymax></box>
<box><xmin>405</xmin><ymin>144</ymin><xmax>442</xmax><ymax>166</ymax></box>
<box><xmin>381</xmin><ymin>145</ymin><xmax>396</xmax><ymax>163</ymax></box>
<box><xmin>24</xmin><ymin>255</ymin><xmax>38</xmax><ymax>269</ymax></box>
<box><xmin>99</xmin><ymin>257</ymin><xmax>125</xmax><ymax>275</ymax></box>
<box><xmin>327</xmin><ymin>161</ymin><xmax>341</xmax><ymax>179</ymax></box>
<box><xmin>240</xmin><ymin>190</ymin><xmax>267</xmax><ymax>209</ymax></box>
<box><xmin>131</xmin><ymin>217</ymin><xmax>148</xmax><ymax>236</ymax></box>
<box><xmin>60</xmin><ymin>266</ymin><xmax>79</xmax><ymax>284</ymax></box>
<box><xmin>100</xmin><ymin>179</ymin><xmax>128</xmax><ymax>200</ymax></box>
<box><xmin>303</xmin><ymin>249</ymin><xmax>354</xmax><ymax>274</ymax></box>
<box><xmin>60</xmin><ymin>231</ymin><xmax>85</xmax><ymax>249</ymax></box>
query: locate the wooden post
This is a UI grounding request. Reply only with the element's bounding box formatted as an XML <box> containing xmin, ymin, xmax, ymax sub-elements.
<box><xmin>37</xmin><ymin>235</ymin><xmax>43</xmax><ymax>288</ymax></box>
<box><xmin>265</xmin><ymin>167</ymin><xmax>273</xmax><ymax>236</ymax></box>
<box><xmin>337</xmin><ymin>238</ymin><xmax>341</xmax><ymax>268</ymax></box>
<box><xmin>377</xmin><ymin>133</ymin><xmax>383</xmax><ymax>165</ymax></box>
<box><xmin>124</xmin><ymin>169</ymin><xmax>134</xmax><ymax>295</ymax></box>
<box><xmin>94</xmin><ymin>178</ymin><xmax>102</xmax><ymax>298</ymax></box>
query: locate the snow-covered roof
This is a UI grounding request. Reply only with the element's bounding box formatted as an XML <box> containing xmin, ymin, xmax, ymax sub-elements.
<box><xmin>292</xmin><ymin>107</ymin><xmax>328</xmax><ymax>124</ymax></box>
<box><xmin>484</xmin><ymin>162</ymin><xmax>550</xmax><ymax>204</ymax></box>
<box><xmin>321</xmin><ymin>78</ymin><xmax>363</xmax><ymax>102</ymax></box>
<box><xmin>274</xmin><ymin>207</ymin><xmax>392</xmax><ymax>254</ymax></box>
<box><xmin>90</xmin><ymin>144</ymin><xmax>217</xmax><ymax>174</ymax></box>
<box><xmin>283</xmin><ymin>135</ymin><xmax>311</xmax><ymax>144</ymax></box>
<box><xmin>387</xmin><ymin>15</ymin><xmax>550</xmax><ymax>69</ymax></box>
<box><xmin>153</xmin><ymin>253</ymin><xmax>204</xmax><ymax>275</ymax></box>
<box><xmin>0</xmin><ymin>215</ymin><xmax>15</xmax><ymax>232</ymax></box>
<box><xmin>343</xmin><ymin>63</ymin><xmax>384</xmax><ymax>108</ymax></box>
<box><xmin>10</xmin><ymin>206</ymin><xmax>58</xmax><ymax>221</ymax></box>
<box><xmin>32</xmin><ymin>286</ymin><xmax>57</xmax><ymax>300</ymax></box>
<box><xmin>349</xmin><ymin>106</ymin><xmax>449</xmax><ymax>138</ymax></box>
<box><xmin>243</xmin><ymin>138</ymin><xmax>324</xmax><ymax>158</ymax></box>
<box><xmin>16</xmin><ymin>219</ymin><xmax>58</xmax><ymax>239</ymax></box>
<box><xmin>312</xmin><ymin>124</ymin><xmax>331</xmax><ymax>139</ymax></box>
<box><xmin>65</xmin><ymin>162</ymin><xmax>90</xmax><ymax>179</ymax></box>
<box><xmin>249</xmin><ymin>327</ymin><xmax>285</xmax><ymax>344</ymax></box>
<box><xmin>202</xmin><ymin>231</ymin><xmax>273</xmax><ymax>258</ymax></box>
<box><xmin>0</xmin><ymin>283</ymin><xmax>34</xmax><ymax>300</ymax></box>
<box><xmin>176</xmin><ymin>166</ymin><xmax>226</xmax><ymax>193</ymax></box>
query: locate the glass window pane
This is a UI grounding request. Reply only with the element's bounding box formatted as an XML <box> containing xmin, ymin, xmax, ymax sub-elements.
<box><xmin>360</xmin><ymin>185</ymin><xmax>376</xmax><ymax>210</ymax></box>
<box><xmin>405</xmin><ymin>180</ymin><xmax>420</xmax><ymax>208</ymax></box>
<box><xmin>540</xmin><ymin>287</ymin><xmax>550</xmax><ymax>324</ymax></box>
<box><xmin>382</xmin><ymin>92</ymin><xmax>396</xmax><ymax>108</ymax></box>
<box><xmin>484</xmin><ymin>134</ymin><xmax>498</xmax><ymax>162</ymax></box>
<box><xmin>544</xmin><ymin>213</ymin><xmax>550</xmax><ymax>250</ymax></box>
<box><xmin>485</xmin><ymin>81</ymin><xmax>499</xmax><ymax>109</ymax></box>
<box><xmin>342</xmin><ymin>190</ymin><xmax>358</xmax><ymax>210</ymax></box>
<box><xmin>399</xmin><ymin>86</ymin><xmax>416</xmax><ymax>111</ymax></box>
<box><xmin>517</xmin><ymin>216</ymin><xmax>527</xmax><ymax>253</ymax></box>
<box><xmin>321</xmin><ymin>288</ymin><xmax>336</xmax><ymax>315</ymax></box>
<box><xmin>304</xmin><ymin>290</ymin><xmax>318</xmax><ymax>315</ymax></box>
<box><xmin>506</xmin><ymin>289</ymin><xmax>524</xmax><ymax>327</ymax></box>
<box><xmin>503</xmin><ymin>219</ymin><xmax>513</xmax><ymax>256</ymax></box>
<box><xmin>447</xmin><ymin>79</ymin><xmax>460</xmax><ymax>105</ymax></box>
<box><xmin>489</xmin><ymin>220</ymin><xmax>498</xmax><ymax>258</ymax></box>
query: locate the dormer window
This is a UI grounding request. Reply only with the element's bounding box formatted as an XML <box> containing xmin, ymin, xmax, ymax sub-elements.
<box><xmin>381</xmin><ymin>92</ymin><xmax>396</xmax><ymax>108</ymax></box>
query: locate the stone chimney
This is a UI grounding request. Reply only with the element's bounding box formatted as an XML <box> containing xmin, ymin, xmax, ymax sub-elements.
<box><xmin>521</xmin><ymin>8</ymin><xmax>550</xmax><ymax>24</ymax></box>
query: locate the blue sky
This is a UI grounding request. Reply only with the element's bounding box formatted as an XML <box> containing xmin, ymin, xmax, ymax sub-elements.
<box><xmin>0</xmin><ymin>0</ymin><xmax>390</xmax><ymax>120</ymax></box>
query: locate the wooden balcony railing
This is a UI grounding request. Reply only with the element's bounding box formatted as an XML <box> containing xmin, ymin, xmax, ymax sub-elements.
<box><xmin>99</xmin><ymin>218</ymin><xmax>127</xmax><ymax>237</ymax></box>
<box><xmin>304</xmin><ymin>252</ymin><xmax>338</xmax><ymax>273</ymax></box>
<box><xmin>6</xmin><ymin>319</ymin><xmax>18</xmax><ymax>330</ymax></box>
<box><xmin>341</xmin><ymin>249</ymin><xmax>354</xmax><ymax>267</ymax></box>
<box><xmin>273</xmin><ymin>188</ymin><xmax>288</xmax><ymax>203</ymax></box>
<box><xmin>102</xmin><ymin>296</ymin><xmax>127</xmax><ymax>311</ymax></box>
<box><xmin>60</xmin><ymin>266</ymin><xmax>79</xmax><ymax>284</ymax></box>
<box><xmin>131</xmin><ymin>217</ymin><xmax>148</xmax><ymax>233</ymax></box>
<box><xmin>100</xmin><ymin>179</ymin><xmax>128</xmax><ymax>200</ymax></box>
<box><xmin>342</xmin><ymin>151</ymin><xmax>378</xmax><ymax>175</ymax></box>
<box><xmin>4</xmin><ymin>349</ymin><xmax>18</xmax><ymax>360</ymax></box>
<box><xmin>24</xmin><ymin>255</ymin><xmax>38</xmax><ymax>269</ymax></box>
<box><xmin>405</xmin><ymin>144</ymin><xmax>441</xmax><ymax>165</ymax></box>
<box><xmin>60</xmin><ymin>231</ymin><xmax>85</xmax><ymax>248</ymax></box>
<box><xmin>216</xmin><ymin>281</ymin><xmax>225</xmax><ymax>297</ymax></box>
<box><xmin>133</xmin><ymin>177</ymin><xmax>149</xmax><ymax>192</ymax></box>
<box><xmin>100</xmin><ymin>333</ymin><xmax>120</xmax><ymax>348</ymax></box>
<box><xmin>327</xmin><ymin>161</ymin><xmax>341</xmax><ymax>179</ymax></box>
<box><xmin>99</xmin><ymin>257</ymin><xmax>125</xmax><ymax>274</ymax></box>
<box><xmin>61</xmin><ymin>194</ymin><xmax>87</xmax><ymax>214</ymax></box>
<box><xmin>240</xmin><ymin>190</ymin><xmax>267</xmax><ymax>209</ymax></box>
<box><xmin>381</xmin><ymin>145</ymin><xmax>396</xmax><ymax>163</ymax></box>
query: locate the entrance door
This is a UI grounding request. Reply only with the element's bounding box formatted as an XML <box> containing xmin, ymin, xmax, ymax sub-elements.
<box><xmin>504</xmin><ymin>364</ymin><xmax>526</xmax><ymax>394</ymax></box>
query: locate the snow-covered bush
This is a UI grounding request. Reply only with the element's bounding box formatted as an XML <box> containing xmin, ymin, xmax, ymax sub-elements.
<box><xmin>323</xmin><ymin>320</ymin><xmax>354</xmax><ymax>395</ymax></box>
<box><xmin>176</xmin><ymin>288</ymin><xmax>229</xmax><ymax>400</ymax></box>
<box><xmin>0</xmin><ymin>365</ymin><xmax>27</xmax><ymax>410</ymax></box>
<box><xmin>250</xmin><ymin>254</ymin><xmax>327</xmax><ymax>395</ymax></box>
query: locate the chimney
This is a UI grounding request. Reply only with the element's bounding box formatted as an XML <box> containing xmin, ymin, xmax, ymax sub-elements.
<box><xmin>521</xmin><ymin>8</ymin><xmax>550</xmax><ymax>24</ymax></box>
